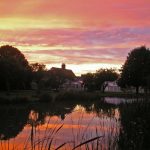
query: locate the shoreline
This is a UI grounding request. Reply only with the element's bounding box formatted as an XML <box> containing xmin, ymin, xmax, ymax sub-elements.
<box><xmin>0</xmin><ymin>90</ymin><xmax>149</xmax><ymax>104</ymax></box>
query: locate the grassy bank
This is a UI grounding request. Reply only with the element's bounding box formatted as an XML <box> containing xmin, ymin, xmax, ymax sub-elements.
<box><xmin>0</xmin><ymin>90</ymin><xmax>53</xmax><ymax>104</ymax></box>
<box><xmin>0</xmin><ymin>90</ymin><xmax>149</xmax><ymax>104</ymax></box>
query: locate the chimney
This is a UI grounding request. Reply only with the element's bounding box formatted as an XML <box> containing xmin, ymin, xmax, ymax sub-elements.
<box><xmin>62</xmin><ymin>63</ymin><xmax>66</xmax><ymax>70</ymax></box>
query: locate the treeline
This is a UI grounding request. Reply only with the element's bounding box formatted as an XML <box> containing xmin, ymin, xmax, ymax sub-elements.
<box><xmin>82</xmin><ymin>69</ymin><xmax>118</xmax><ymax>92</ymax></box>
<box><xmin>0</xmin><ymin>45</ymin><xmax>69</xmax><ymax>91</ymax></box>
<box><xmin>0</xmin><ymin>45</ymin><xmax>76</xmax><ymax>91</ymax></box>
<box><xmin>82</xmin><ymin>46</ymin><xmax>150</xmax><ymax>94</ymax></box>
<box><xmin>0</xmin><ymin>45</ymin><xmax>119</xmax><ymax>92</ymax></box>
<box><xmin>0</xmin><ymin>45</ymin><xmax>150</xmax><ymax>94</ymax></box>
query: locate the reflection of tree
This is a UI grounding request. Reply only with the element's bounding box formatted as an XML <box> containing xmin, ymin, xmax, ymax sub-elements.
<box><xmin>31</xmin><ymin>99</ymin><xmax>117</xmax><ymax>122</ymax></box>
<box><xmin>0</xmin><ymin>105</ymin><xmax>30</xmax><ymax>140</ymax></box>
<box><xmin>28</xmin><ymin>110</ymin><xmax>40</xmax><ymax>126</ymax></box>
<box><xmin>0</xmin><ymin>102</ymin><xmax>75</xmax><ymax>141</ymax></box>
<box><xmin>81</xmin><ymin>98</ymin><xmax>117</xmax><ymax>118</ymax></box>
<box><xmin>0</xmin><ymin>99</ymin><xmax>119</xmax><ymax>142</ymax></box>
<box><xmin>31</xmin><ymin>101</ymin><xmax>76</xmax><ymax>121</ymax></box>
<box><xmin>119</xmin><ymin>101</ymin><xmax>150</xmax><ymax>150</ymax></box>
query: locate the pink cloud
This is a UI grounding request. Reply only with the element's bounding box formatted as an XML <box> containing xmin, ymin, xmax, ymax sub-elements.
<box><xmin>0</xmin><ymin>0</ymin><xmax>149</xmax><ymax>74</ymax></box>
<box><xmin>0</xmin><ymin>27</ymin><xmax>149</xmax><ymax>47</ymax></box>
<box><xmin>23</xmin><ymin>48</ymin><xmax>129</xmax><ymax>65</ymax></box>
<box><xmin>0</xmin><ymin>0</ymin><xmax>149</xmax><ymax>28</ymax></box>
<box><xmin>0</xmin><ymin>27</ymin><xmax>149</xmax><ymax>68</ymax></box>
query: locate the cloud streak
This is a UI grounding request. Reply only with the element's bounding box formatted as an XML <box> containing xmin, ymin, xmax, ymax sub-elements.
<box><xmin>0</xmin><ymin>0</ymin><xmax>149</xmax><ymax>74</ymax></box>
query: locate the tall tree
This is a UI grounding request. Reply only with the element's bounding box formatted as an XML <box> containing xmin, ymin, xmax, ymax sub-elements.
<box><xmin>0</xmin><ymin>45</ymin><xmax>31</xmax><ymax>91</ymax></box>
<box><xmin>30</xmin><ymin>63</ymin><xmax>47</xmax><ymax>92</ymax></box>
<box><xmin>118</xmin><ymin>46</ymin><xmax>150</xmax><ymax>94</ymax></box>
<box><xmin>81</xmin><ymin>73</ymin><xmax>95</xmax><ymax>91</ymax></box>
<box><xmin>95</xmin><ymin>69</ymin><xmax>118</xmax><ymax>92</ymax></box>
<box><xmin>30</xmin><ymin>63</ymin><xmax>47</xmax><ymax>83</ymax></box>
<box><xmin>30</xmin><ymin>63</ymin><xmax>46</xmax><ymax>72</ymax></box>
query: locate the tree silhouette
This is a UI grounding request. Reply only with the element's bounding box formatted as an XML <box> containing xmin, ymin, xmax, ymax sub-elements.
<box><xmin>95</xmin><ymin>69</ymin><xmax>118</xmax><ymax>92</ymax></box>
<box><xmin>82</xmin><ymin>73</ymin><xmax>95</xmax><ymax>91</ymax></box>
<box><xmin>82</xmin><ymin>69</ymin><xmax>118</xmax><ymax>92</ymax></box>
<box><xmin>0</xmin><ymin>45</ymin><xmax>31</xmax><ymax>91</ymax></box>
<box><xmin>30</xmin><ymin>63</ymin><xmax>47</xmax><ymax>83</ymax></box>
<box><xmin>118</xmin><ymin>46</ymin><xmax>150</xmax><ymax>94</ymax></box>
<box><xmin>30</xmin><ymin>63</ymin><xmax>46</xmax><ymax>72</ymax></box>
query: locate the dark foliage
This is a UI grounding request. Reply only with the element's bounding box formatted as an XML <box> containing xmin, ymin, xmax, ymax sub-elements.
<box><xmin>30</xmin><ymin>63</ymin><xmax>47</xmax><ymax>83</ymax></box>
<box><xmin>81</xmin><ymin>73</ymin><xmax>96</xmax><ymax>91</ymax></box>
<box><xmin>119</xmin><ymin>101</ymin><xmax>150</xmax><ymax>150</ymax></box>
<box><xmin>95</xmin><ymin>69</ymin><xmax>118</xmax><ymax>92</ymax></box>
<box><xmin>82</xmin><ymin>69</ymin><xmax>118</xmax><ymax>91</ymax></box>
<box><xmin>118</xmin><ymin>46</ymin><xmax>150</xmax><ymax>94</ymax></box>
<box><xmin>0</xmin><ymin>45</ymin><xmax>32</xmax><ymax>91</ymax></box>
<box><xmin>0</xmin><ymin>105</ymin><xmax>30</xmax><ymax>140</ymax></box>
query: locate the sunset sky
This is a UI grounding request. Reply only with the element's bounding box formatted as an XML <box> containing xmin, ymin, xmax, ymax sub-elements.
<box><xmin>0</xmin><ymin>0</ymin><xmax>150</xmax><ymax>75</ymax></box>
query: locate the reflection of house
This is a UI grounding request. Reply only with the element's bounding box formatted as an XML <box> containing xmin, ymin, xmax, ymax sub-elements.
<box><xmin>62</xmin><ymin>80</ymin><xmax>84</xmax><ymax>91</ymax></box>
<box><xmin>104</xmin><ymin>81</ymin><xmax>121</xmax><ymax>92</ymax></box>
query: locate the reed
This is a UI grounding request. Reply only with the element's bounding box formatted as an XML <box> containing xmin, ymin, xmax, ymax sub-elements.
<box><xmin>0</xmin><ymin>112</ymin><xmax>120</xmax><ymax>150</ymax></box>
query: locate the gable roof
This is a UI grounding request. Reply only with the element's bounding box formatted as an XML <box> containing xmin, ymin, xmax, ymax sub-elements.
<box><xmin>49</xmin><ymin>67</ymin><xmax>76</xmax><ymax>79</ymax></box>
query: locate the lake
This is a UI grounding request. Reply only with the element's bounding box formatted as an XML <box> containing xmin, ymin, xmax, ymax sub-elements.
<box><xmin>0</xmin><ymin>97</ymin><xmax>149</xmax><ymax>150</ymax></box>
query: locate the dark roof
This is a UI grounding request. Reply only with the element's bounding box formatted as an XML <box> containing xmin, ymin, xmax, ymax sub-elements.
<box><xmin>49</xmin><ymin>67</ymin><xmax>76</xmax><ymax>79</ymax></box>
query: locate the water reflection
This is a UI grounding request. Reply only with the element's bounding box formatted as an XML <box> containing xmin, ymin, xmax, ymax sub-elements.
<box><xmin>0</xmin><ymin>97</ymin><xmax>149</xmax><ymax>149</ymax></box>
<box><xmin>0</xmin><ymin>105</ymin><xmax>30</xmax><ymax>140</ymax></box>
<box><xmin>0</xmin><ymin>98</ymin><xmax>120</xmax><ymax>149</ymax></box>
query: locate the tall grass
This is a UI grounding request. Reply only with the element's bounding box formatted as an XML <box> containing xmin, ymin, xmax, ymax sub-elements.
<box><xmin>0</xmin><ymin>110</ymin><xmax>120</xmax><ymax>150</ymax></box>
<box><xmin>118</xmin><ymin>100</ymin><xmax>150</xmax><ymax>150</ymax></box>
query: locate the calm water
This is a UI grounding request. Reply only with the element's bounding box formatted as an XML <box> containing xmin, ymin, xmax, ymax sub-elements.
<box><xmin>0</xmin><ymin>97</ymin><xmax>149</xmax><ymax>150</ymax></box>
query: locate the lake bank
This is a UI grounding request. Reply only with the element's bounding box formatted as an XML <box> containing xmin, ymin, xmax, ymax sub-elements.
<box><xmin>0</xmin><ymin>90</ymin><xmax>149</xmax><ymax>104</ymax></box>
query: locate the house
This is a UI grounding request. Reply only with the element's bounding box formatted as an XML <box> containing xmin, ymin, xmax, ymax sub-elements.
<box><xmin>103</xmin><ymin>81</ymin><xmax>145</xmax><ymax>93</ymax></box>
<box><xmin>61</xmin><ymin>79</ymin><xmax>84</xmax><ymax>91</ymax></box>
<box><xmin>103</xmin><ymin>81</ymin><xmax>121</xmax><ymax>92</ymax></box>
<box><xmin>47</xmin><ymin>64</ymin><xmax>85</xmax><ymax>91</ymax></box>
<box><xmin>49</xmin><ymin>63</ymin><xmax>75</xmax><ymax>80</ymax></box>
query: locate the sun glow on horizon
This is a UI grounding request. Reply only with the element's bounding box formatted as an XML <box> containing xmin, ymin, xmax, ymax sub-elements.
<box><xmin>46</xmin><ymin>63</ymin><xmax>122</xmax><ymax>76</ymax></box>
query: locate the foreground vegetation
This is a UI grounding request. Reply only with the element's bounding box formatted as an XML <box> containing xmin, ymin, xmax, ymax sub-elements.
<box><xmin>118</xmin><ymin>101</ymin><xmax>150</xmax><ymax>149</ymax></box>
